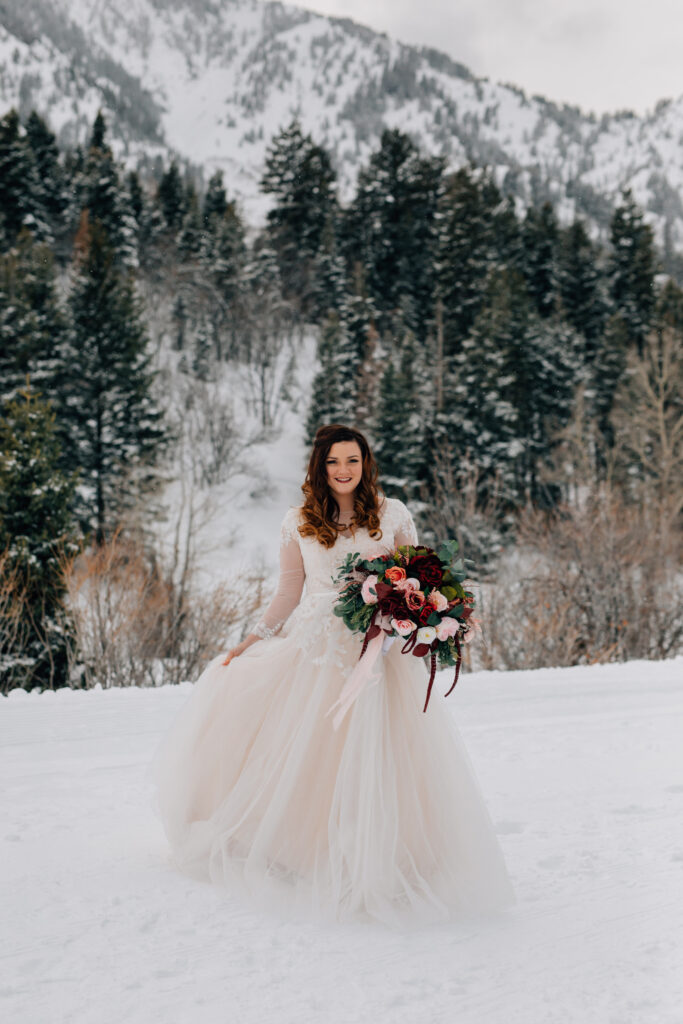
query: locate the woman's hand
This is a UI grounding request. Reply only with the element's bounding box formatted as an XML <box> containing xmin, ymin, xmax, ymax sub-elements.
<box><xmin>222</xmin><ymin>634</ymin><xmax>259</xmax><ymax>666</ymax></box>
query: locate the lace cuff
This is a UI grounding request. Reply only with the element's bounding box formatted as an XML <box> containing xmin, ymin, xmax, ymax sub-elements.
<box><xmin>252</xmin><ymin>619</ymin><xmax>283</xmax><ymax>640</ymax></box>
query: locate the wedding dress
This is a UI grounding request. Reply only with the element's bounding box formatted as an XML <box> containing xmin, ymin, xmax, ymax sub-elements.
<box><xmin>151</xmin><ymin>496</ymin><xmax>514</xmax><ymax>927</ymax></box>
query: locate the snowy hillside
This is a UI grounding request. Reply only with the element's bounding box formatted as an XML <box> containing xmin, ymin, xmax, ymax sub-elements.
<box><xmin>1</xmin><ymin>0</ymin><xmax>683</xmax><ymax>245</ymax></box>
<box><xmin>2</xmin><ymin>656</ymin><xmax>682</xmax><ymax>1023</ymax></box>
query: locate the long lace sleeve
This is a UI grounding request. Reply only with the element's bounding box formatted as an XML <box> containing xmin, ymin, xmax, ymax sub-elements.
<box><xmin>252</xmin><ymin>508</ymin><xmax>305</xmax><ymax>639</ymax></box>
<box><xmin>393</xmin><ymin>498</ymin><xmax>419</xmax><ymax>547</ymax></box>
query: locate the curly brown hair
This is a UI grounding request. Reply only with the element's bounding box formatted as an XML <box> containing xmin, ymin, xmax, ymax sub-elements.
<box><xmin>298</xmin><ymin>424</ymin><xmax>384</xmax><ymax>549</ymax></box>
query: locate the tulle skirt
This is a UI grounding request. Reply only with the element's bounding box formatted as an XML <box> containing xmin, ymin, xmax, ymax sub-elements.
<box><xmin>150</xmin><ymin>594</ymin><xmax>515</xmax><ymax>928</ymax></box>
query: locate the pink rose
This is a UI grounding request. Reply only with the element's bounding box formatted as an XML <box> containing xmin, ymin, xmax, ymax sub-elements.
<box><xmin>391</xmin><ymin>618</ymin><xmax>417</xmax><ymax>637</ymax></box>
<box><xmin>427</xmin><ymin>589</ymin><xmax>448</xmax><ymax>612</ymax></box>
<box><xmin>435</xmin><ymin>617</ymin><xmax>460</xmax><ymax>641</ymax></box>
<box><xmin>395</xmin><ymin>576</ymin><xmax>421</xmax><ymax>593</ymax></box>
<box><xmin>385</xmin><ymin>565</ymin><xmax>407</xmax><ymax>584</ymax></box>
<box><xmin>405</xmin><ymin>589</ymin><xmax>425</xmax><ymax>611</ymax></box>
<box><xmin>361</xmin><ymin>574</ymin><xmax>379</xmax><ymax>604</ymax></box>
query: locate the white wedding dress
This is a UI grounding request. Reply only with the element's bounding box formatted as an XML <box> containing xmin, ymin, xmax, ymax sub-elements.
<box><xmin>151</xmin><ymin>496</ymin><xmax>514</xmax><ymax>927</ymax></box>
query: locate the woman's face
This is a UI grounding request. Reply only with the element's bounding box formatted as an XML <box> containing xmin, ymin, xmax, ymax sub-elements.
<box><xmin>325</xmin><ymin>440</ymin><xmax>363</xmax><ymax>503</ymax></box>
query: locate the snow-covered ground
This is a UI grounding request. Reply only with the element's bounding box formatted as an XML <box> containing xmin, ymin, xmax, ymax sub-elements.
<box><xmin>2</xmin><ymin>657</ymin><xmax>682</xmax><ymax>1024</ymax></box>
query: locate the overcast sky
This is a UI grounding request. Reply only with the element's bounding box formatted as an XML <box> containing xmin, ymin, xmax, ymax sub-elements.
<box><xmin>306</xmin><ymin>0</ymin><xmax>682</xmax><ymax>116</ymax></box>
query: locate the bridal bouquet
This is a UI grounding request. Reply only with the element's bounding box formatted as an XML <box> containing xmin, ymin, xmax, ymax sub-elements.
<box><xmin>327</xmin><ymin>539</ymin><xmax>480</xmax><ymax>728</ymax></box>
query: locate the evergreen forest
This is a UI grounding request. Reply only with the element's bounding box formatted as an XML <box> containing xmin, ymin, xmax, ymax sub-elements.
<box><xmin>1</xmin><ymin>107</ymin><xmax>681</xmax><ymax>690</ymax></box>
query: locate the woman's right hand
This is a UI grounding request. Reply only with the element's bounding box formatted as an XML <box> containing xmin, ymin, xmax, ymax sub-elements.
<box><xmin>222</xmin><ymin>634</ymin><xmax>259</xmax><ymax>666</ymax></box>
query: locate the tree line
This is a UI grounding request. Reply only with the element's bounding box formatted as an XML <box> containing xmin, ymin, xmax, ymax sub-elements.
<box><xmin>0</xmin><ymin>106</ymin><xmax>680</xmax><ymax>689</ymax></box>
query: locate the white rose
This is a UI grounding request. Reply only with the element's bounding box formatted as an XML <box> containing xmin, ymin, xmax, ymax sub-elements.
<box><xmin>416</xmin><ymin>626</ymin><xmax>437</xmax><ymax>645</ymax></box>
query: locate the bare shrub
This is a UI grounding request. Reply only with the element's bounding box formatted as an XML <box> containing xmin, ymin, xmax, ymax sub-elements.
<box><xmin>0</xmin><ymin>552</ymin><xmax>32</xmax><ymax>690</ymax></box>
<box><xmin>179</xmin><ymin>377</ymin><xmax>257</xmax><ymax>489</ymax></box>
<box><xmin>477</xmin><ymin>484</ymin><xmax>683</xmax><ymax>670</ymax></box>
<box><xmin>418</xmin><ymin>441</ymin><xmax>508</xmax><ymax>573</ymax></box>
<box><xmin>611</xmin><ymin>325</ymin><xmax>683</xmax><ymax>531</ymax></box>
<box><xmin>64</xmin><ymin>531</ymin><xmax>265</xmax><ymax>688</ymax></box>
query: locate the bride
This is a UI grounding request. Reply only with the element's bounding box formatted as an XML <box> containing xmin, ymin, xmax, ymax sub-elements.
<box><xmin>151</xmin><ymin>423</ymin><xmax>514</xmax><ymax>927</ymax></box>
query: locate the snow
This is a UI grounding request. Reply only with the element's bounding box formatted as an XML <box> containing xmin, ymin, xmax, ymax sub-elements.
<box><xmin>2</xmin><ymin>656</ymin><xmax>682</xmax><ymax>1023</ymax></box>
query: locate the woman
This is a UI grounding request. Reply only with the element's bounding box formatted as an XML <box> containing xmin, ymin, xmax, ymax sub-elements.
<box><xmin>151</xmin><ymin>424</ymin><xmax>514</xmax><ymax>927</ymax></box>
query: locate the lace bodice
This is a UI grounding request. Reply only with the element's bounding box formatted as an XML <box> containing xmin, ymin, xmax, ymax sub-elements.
<box><xmin>252</xmin><ymin>496</ymin><xmax>419</xmax><ymax>640</ymax></box>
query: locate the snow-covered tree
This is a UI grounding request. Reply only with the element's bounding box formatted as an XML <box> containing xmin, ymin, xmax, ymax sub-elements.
<box><xmin>520</xmin><ymin>202</ymin><xmax>559</xmax><ymax>319</ymax></box>
<box><xmin>343</xmin><ymin>129</ymin><xmax>444</xmax><ymax>336</ymax></box>
<box><xmin>609</xmin><ymin>189</ymin><xmax>657</xmax><ymax>355</ymax></box>
<box><xmin>0</xmin><ymin>387</ymin><xmax>76</xmax><ymax>691</ymax></box>
<box><xmin>0</xmin><ymin>108</ymin><xmax>48</xmax><ymax>245</ymax></box>
<box><xmin>58</xmin><ymin>217</ymin><xmax>166</xmax><ymax>539</ymax></box>
<box><xmin>0</xmin><ymin>232</ymin><xmax>64</xmax><ymax>401</ymax></box>
<box><xmin>437</xmin><ymin>166</ymin><xmax>508</xmax><ymax>353</ymax></box>
<box><xmin>156</xmin><ymin>161</ymin><xmax>187</xmax><ymax>234</ymax></box>
<box><xmin>262</xmin><ymin>119</ymin><xmax>338</xmax><ymax>316</ymax></box>
<box><xmin>435</xmin><ymin>267</ymin><xmax>581</xmax><ymax>505</ymax></box>
<box><xmin>24</xmin><ymin>111</ymin><xmax>67</xmax><ymax>248</ymax></box>
<box><xmin>373</xmin><ymin>327</ymin><xmax>425</xmax><ymax>499</ymax></box>
<box><xmin>556</xmin><ymin>219</ymin><xmax>607</xmax><ymax>356</ymax></box>
<box><xmin>202</xmin><ymin>170</ymin><xmax>228</xmax><ymax>229</ymax></box>
<box><xmin>305</xmin><ymin>312</ymin><xmax>358</xmax><ymax>442</ymax></box>
<box><xmin>78</xmin><ymin>111</ymin><xmax>138</xmax><ymax>267</ymax></box>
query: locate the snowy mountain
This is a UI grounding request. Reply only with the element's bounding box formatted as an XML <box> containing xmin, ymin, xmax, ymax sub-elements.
<box><xmin>1</xmin><ymin>0</ymin><xmax>683</xmax><ymax>246</ymax></box>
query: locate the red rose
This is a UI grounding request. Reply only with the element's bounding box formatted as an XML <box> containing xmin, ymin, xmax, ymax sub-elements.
<box><xmin>418</xmin><ymin>603</ymin><xmax>434</xmax><ymax>626</ymax></box>
<box><xmin>378</xmin><ymin>589</ymin><xmax>410</xmax><ymax>620</ymax></box>
<box><xmin>408</xmin><ymin>553</ymin><xmax>444</xmax><ymax>588</ymax></box>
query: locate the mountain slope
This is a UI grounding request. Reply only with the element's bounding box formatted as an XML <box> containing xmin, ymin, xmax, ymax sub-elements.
<box><xmin>1</xmin><ymin>0</ymin><xmax>682</xmax><ymax>248</ymax></box>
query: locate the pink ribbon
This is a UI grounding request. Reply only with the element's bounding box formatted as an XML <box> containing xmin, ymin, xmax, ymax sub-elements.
<box><xmin>325</xmin><ymin>629</ymin><xmax>385</xmax><ymax>731</ymax></box>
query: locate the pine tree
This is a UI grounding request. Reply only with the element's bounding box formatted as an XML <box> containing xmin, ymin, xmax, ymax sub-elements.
<box><xmin>609</xmin><ymin>189</ymin><xmax>657</xmax><ymax>355</ymax></box>
<box><xmin>202</xmin><ymin>170</ymin><xmax>228</xmax><ymax>230</ymax></box>
<box><xmin>521</xmin><ymin>202</ymin><xmax>558</xmax><ymax>318</ymax></box>
<box><xmin>90</xmin><ymin>110</ymin><xmax>107</xmax><ymax>151</ymax></box>
<box><xmin>437</xmin><ymin>167</ymin><xmax>506</xmax><ymax>354</ymax></box>
<box><xmin>310</xmin><ymin>219</ymin><xmax>347</xmax><ymax>323</ymax></box>
<box><xmin>58</xmin><ymin>216</ymin><xmax>166</xmax><ymax>539</ymax></box>
<box><xmin>192</xmin><ymin>317</ymin><xmax>212</xmax><ymax>381</ymax></box>
<box><xmin>80</xmin><ymin>111</ymin><xmax>138</xmax><ymax>266</ymax></box>
<box><xmin>305</xmin><ymin>313</ymin><xmax>352</xmax><ymax>442</ymax></box>
<box><xmin>127</xmin><ymin>170</ymin><xmax>166</xmax><ymax>273</ymax></box>
<box><xmin>655</xmin><ymin>277</ymin><xmax>683</xmax><ymax>332</ymax></box>
<box><xmin>556</xmin><ymin>219</ymin><xmax>607</xmax><ymax>356</ymax></box>
<box><xmin>373</xmin><ymin>327</ymin><xmax>425</xmax><ymax>499</ymax></box>
<box><xmin>261</xmin><ymin>119</ymin><xmax>338</xmax><ymax>316</ymax></box>
<box><xmin>0</xmin><ymin>108</ymin><xmax>48</xmax><ymax>244</ymax></box>
<box><xmin>0</xmin><ymin>387</ymin><xmax>76</xmax><ymax>691</ymax></box>
<box><xmin>157</xmin><ymin>161</ymin><xmax>187</xmax><ymax>233</ymax></box>
<box><xmin>344</xmin><ymin>273</ymin><xmax>381</xmax><ymax>426</ymax></box>
<box><xmin>589</xmin><ymin>313</ymin><xmax>630</xmax><ymax>451</ymax></box>
<box><xmin>0</xmin><ymin>232</ymin><xmax>64</xmax><ymax>401</ymax></box>
<box><xmin>172</xmin><ymin>294</ymin><xmax>187</xmax><ymax>351</ymax></box>
<box><xmin>435</xmin><ymin>268</ymin><xmax>580</xmax><ymax>505</ymax></box>
<box><xmin>201</xmin><ymin>203</ymin><xmax>247</xmax><ymax>359</ymax></box>
<box><xmin>343</xmin><ymin>129</ymin><xmax>444</xmax><ymax>335</ymax></box>
<box><xmin>177</xmin><ymin>182</ymin><xmax>204</xmax><ymax>261</ymax></box>
<box><xmin>511</xmin><ymin>312</ymin><xmax>583</xmax><ymax>504</ymax></box>
<box><xmin>127</xmin><ymin>170</ymin><xmax>145</xmax><ymax>224</ymax></box>
<box><xmin>24</xmin><ymin>111</ymin><xmax>67</xmax><ymax>242</ymax></box>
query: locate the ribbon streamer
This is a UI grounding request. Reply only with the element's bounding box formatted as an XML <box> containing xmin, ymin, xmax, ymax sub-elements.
<box><xmin>443</xmin><ymin>634</ymin><xmax>462</xmax><ymax>698</ymax></box>
<box><xmin>422</xmin><ymin>652</ymin><xmax>437</xmax><ymax>713</ymax></box>
<box><xmin>325</xmin><ymin>627</ymin><xmax>385</xmax><ymax>731</ymax></box>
